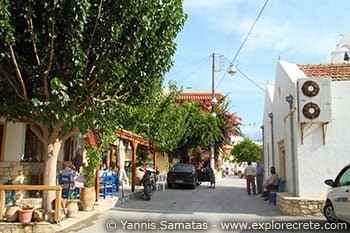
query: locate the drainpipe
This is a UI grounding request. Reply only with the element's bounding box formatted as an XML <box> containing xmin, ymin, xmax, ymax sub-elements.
<box><xmin>260</xmin><ymin>125</ymin><xmax>267</xmax><ymax>171</ymax></box>
<box><xmin>268</xmin><ymin>112</ymin><xmax>275</xmax><ymax>167</ymax></box>
<box><xmin>285</xmin><ymin>94</ymin><xmax>299</xmax><ymax>197</ymax></box>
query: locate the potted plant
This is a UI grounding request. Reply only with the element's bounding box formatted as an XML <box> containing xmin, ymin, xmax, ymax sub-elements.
<box><xmin>4</xmin><ymin>195</ymin><xmax>20</xmax><ymax>222</ymax></box>
<box><xmin>66</xmin><ymin>193</ymin><xmax>78</xmax><ymax>218</ymax></box>
<box><xmin>18</xmin><ymin>205</ymin><xmax>34</xmax><ymax>223</ymax></box>
<box><xmin>79</xmin><ymin>146</ymin><xmax>100</xmax><ymax>211</ymax></box>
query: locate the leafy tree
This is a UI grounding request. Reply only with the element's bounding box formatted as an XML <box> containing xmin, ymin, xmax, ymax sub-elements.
<box><xmin>0</xmin><ymin>0</ymin><xmax>185</xmax><ymax>211</ymax></box>
<box><xmin>231</xmin><ymin>138</ymin><xmax>262</xmax><ymax>163</ymax></box>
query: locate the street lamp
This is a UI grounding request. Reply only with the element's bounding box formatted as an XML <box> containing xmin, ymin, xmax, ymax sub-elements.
<box><xmin>210</xmin><ymin>53</ymin><xmax>236</xmax><ymax>169</ymax></box>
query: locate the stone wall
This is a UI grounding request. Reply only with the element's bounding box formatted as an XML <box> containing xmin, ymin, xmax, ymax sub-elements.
<box><xmin>277</xmin><ymin>192</ymin><xmax>325</xmax><ymax>217</ymax></box>
<box><xmin>0</xmin><ymin>162</ymin><xmax>45</xmax><ymax>186</ymax></box>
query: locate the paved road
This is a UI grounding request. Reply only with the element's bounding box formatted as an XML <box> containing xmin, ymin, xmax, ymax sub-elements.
<box><xmin>66</xmin><ymin>175</ymin><xmax>347</xmax><ymax>233</ymax></box>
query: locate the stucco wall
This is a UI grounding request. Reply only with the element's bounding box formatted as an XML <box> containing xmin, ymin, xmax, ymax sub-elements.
<box><xmin>297</xmin><ymin>81</ymin><xmax>350</xmax><ymax>198</ymax></box>
<box><xmin>2</xmin><ymin>121</ymin><xmax>26</xmax><ymax>162</ymax></box>
<box><xmin>263</xmin><ymin>60</ymin><xmax>350</xmax><ymax>199</ymax></box>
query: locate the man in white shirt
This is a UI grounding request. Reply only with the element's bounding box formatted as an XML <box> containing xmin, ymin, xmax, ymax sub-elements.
<box><xmin>244</xmin><ymin>162</ymin><xmax>257</xmax><ymax>195</ymax></box>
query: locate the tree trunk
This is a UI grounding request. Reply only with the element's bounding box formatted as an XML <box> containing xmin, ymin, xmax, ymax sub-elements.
<box><xmin>42</xmin><ymin>139</ymin><xmax>62</xmax><ymax>212</ymax></box>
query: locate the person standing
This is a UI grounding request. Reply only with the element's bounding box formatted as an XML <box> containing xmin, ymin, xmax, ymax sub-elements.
<box><xmin>255</xmin><ymin>159</ymin><xmax>265</xmax><ymax>194</ymax></box>
<box><xmin>244</xmin><ymin>161</ymin><xmax>257</xmax><ymax>195</ymax></box>
<box><xmin>209</xmin><ymin>166</ymin><xmax>216</xmax><ymax>189</ymax></box>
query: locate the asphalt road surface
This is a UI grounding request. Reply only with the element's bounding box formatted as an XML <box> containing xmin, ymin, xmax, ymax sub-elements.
<box><xmin>65</xmin><ymin>175</ymin><xmax>348</xmax><ymax>233</ymax></box>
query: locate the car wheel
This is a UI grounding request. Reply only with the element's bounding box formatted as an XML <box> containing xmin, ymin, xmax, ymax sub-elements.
<box><xmin>238</xmin><ymin>171</ymin><xmax>243</xmax><ymax>178</ymax></box>
<box><xmin>324</xmin><ymin>201</ymin><xmax>340</xmax><ymax>223</ymax></box>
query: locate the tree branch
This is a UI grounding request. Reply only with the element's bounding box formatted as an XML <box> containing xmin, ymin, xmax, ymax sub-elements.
<box><xmin>8</xmin><ymin>45</ymin><xmax>27</xmax><ymax>101</ymax></box>
<box><xmin>30</xmin><ymin>124</ymin><xmax>47</xmax><ymax>146</ymax></box>
<box><xmin>27</xmin><ymin>17</ymin><xmax>41</xmax><ymax>66</ymax></box>
<box><xmin>7</xmin><ymin>78</ymin><xmax>26</xmax><ymax>101</ymax></box>
<box><xmin>60</xmin><ymin>126</ymin><xmax>78</xmax><ymax>143</ymax></box>
<box><xmin>42</xmin><ymin>20</ymin><xmax>55</xmax><ymax>101</ymax></box>
<box><xmin>48</xmin><ymin>120</ymin><xmax>64</xmax><ymax>143</ymax></box>
<box><xmin>85</xmin><ymin>0</ymin><xmax>103</xmax><ymax>69</ymax></box>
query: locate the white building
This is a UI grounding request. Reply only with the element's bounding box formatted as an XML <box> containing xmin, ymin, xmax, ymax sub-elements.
<box><xmin>262</xmin><ymin>35</ymin><xmax>350</xmax><ymax>216</ymax></box>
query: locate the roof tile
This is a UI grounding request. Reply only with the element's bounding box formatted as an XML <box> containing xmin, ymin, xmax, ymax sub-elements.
<box><xmin>298</xmin><ymin>63</ymin><xmax>350</xmax><ymax>81</ymax></box>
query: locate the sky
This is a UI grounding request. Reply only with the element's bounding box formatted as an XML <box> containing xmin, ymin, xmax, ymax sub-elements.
<box><xmin>164</xmin><ymin>0</ymin><xmax>350</xmax><ymax>140</ymax></box>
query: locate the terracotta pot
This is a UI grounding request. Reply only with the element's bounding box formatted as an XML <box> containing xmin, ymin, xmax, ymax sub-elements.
<box><xmin>66</xmin><ymin>202</ymin><xmax>78</xmax><ymax>218</ymax></box>
<box><xmin>5</xmin><ymin>205</ymin><xmax>20</xmax><ymax>222</ymax></box>
<box><xmin>18</xmin><ymin>208</ymin><xmax>34</xmax><ymax>223</ymax></box>
<box><xmin>79</xmin><ymin>187</ymin><xmax>96</xmax><ymax>211</ymax></box>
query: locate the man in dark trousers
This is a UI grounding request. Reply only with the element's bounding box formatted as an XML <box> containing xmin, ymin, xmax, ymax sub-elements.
<box><xmin>244</xmin><ymin>161</ymin><xmax>257</xmax><ymax>195</ymax></box>
<box><xmin>255</xmin><ymin>159</ymin><xmax>265</xmax><ymax>194</ymax></box>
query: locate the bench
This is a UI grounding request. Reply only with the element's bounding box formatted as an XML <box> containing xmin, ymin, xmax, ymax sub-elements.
<box><xmin>269</xmin><ymin>180</ymin><xmax>286</xmax><ymax>205</ymax></box>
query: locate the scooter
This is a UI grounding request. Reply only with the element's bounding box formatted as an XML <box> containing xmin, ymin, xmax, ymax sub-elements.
<box><xmin>140</xmin><ymin>168</ymin><xmax>157</xmax><ymax>201</ymax></box>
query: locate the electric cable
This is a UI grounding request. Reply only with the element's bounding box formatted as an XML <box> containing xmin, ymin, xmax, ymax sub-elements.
<box><xmin>216</xmin><ymin>0</ymin><xmax>270</xmax><ymax>90</ymax></box>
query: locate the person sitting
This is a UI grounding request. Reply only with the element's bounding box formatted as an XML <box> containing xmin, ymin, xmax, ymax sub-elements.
<box><xmin>61</xmin><ymin>161</ymin><xmax>77</xmax><ymax>178</ymax></box>
<box><xmin>261</xmin><ymin>166</ymin><xmax>279</xmax><ymax>200</ymax></box>
<box><xmin>72</xmin><ymin>151</ymin><xmax>84</xmax><ymax>173</ymax></box>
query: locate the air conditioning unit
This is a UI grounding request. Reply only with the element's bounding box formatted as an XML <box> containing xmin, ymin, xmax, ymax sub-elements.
<box><xmin>297</xmin><ymin>77</ymin><xmax>332</xmax><ymax>123</ymax></box>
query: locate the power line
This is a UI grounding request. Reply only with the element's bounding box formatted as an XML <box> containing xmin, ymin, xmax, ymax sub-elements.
<box><xmin>177</xmin><ymin>56</ymin><xmax>211</xmax><ymax>84</ymax></box>
<box><xmin>166</xmin><ymin>55</ymin><xmax>210</xmax><ymax>78</ymax></box>
<box><xmin>216</xmin><ymin>0</ymin><xmax>270</xmax><ymax>90</ymax></box>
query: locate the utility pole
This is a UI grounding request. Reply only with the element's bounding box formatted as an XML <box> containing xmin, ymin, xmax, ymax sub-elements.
<box><xmin>210</xmin><ymin>53</ymin><xmax>216</xmax><ymax>169</ymax></box>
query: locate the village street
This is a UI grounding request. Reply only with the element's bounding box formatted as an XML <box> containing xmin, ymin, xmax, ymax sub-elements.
<box><xmin>61</xmin><ymin>175</ymin><xmax>346</xmax><ymax>233</ymax></box>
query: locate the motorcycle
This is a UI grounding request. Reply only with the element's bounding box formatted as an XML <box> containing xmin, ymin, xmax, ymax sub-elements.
<box><xmin>140</xmin><ymin>168</ymin><xmax>157</xmax><ymax>201</ymax></box>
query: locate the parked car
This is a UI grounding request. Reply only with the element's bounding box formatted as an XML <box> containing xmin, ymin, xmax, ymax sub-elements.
<box><xmin>167</xmin><ymin>163</ymin><xmax>198</xmax><ymax>189</ymax></box>
<box><xmin>186</xmin><ymin>161</ymin><xmax>203</xmax><ymax>173</ymax></box>
<box><xmin>324</xmin><ymin>164</ymin><xmax>350</xmax><ymax>223</ymax></box>
<box><xmin>235</xmin><ymin>162</ymin><xmax>257</xmax><ymax>178</ymax></box>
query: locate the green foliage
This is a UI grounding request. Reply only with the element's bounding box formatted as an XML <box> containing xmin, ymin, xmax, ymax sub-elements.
<box><xmin>231</xmin><ymin>138</ymin><xmax>262</xmax><ymax>163</ymax></box>
<box><xmin>0</xmin><ymin>0</ymin><xmax>186</xmax><ymax>140</ymax></box>
<box><xmin>83</xmin><ymin>146</ymin><xmax>101</xmax><ymax>187</ymax></box>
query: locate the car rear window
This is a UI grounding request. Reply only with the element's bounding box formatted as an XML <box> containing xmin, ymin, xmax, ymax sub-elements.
<box><xmin>172</xmin><ymin>164</ymin><xmax>193</xmax><ymax>172</ymax></box>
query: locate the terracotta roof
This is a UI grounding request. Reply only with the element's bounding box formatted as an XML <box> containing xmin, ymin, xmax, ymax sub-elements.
<box><xmin>298</xmin><ymin>63</ymin><xmax>350</xmax><ymax>81</ymax></box>
<box><xmin>178</xmin><ymin>92</ymin><xmax>224</xmax><ymax>101</ymax></box>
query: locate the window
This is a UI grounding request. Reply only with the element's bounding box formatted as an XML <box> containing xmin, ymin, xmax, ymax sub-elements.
<box><xmin>0</xmin><ymin>123</ymin><xmax>5</xmax><ymax>162</ymax></box>
<box><xmin>24</xmin><ymin>125</ymin><xmax>44</xmax><ymax>162</ymax></box>
<box><xmin>338</xmin><ymin>167</ymin><xmax>350</xmax><ymax>187</ymax></box>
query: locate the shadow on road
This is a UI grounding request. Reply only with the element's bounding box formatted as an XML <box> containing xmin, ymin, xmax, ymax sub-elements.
<box><xmin>112</xmin><ymin>175</ymin><xmax>294</xmax><ymax>218</ymax></box>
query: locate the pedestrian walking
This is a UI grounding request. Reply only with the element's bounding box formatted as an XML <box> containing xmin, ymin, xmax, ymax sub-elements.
<box><xmin>209</xmin><ymin>166</ymin><xmax>216</xmax><ymax>188</ymax></box>
<box><xmin>255</xmin><ymin>159</ymin><xmax>265</xmax><ymax>194</ymax></box>
<box><xmin>244</xmin><ymin>161</ymin><xmax>257</xmax><ymax>195</ymax></box>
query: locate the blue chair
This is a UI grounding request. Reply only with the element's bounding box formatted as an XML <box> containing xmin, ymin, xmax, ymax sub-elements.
<box><xmin>58</xmin><ymin>174</ymin><xmax>79</xmax><ymax>199</ymax></box>
<box><xmin>269</xmin><ymin>180</ymin><xmax>286</xmax><ymax>206</ymax></box>
<box><xmin>99</xmin><ymin>173</ymin><xmax>119</xmax><ymax>198</ymax></box>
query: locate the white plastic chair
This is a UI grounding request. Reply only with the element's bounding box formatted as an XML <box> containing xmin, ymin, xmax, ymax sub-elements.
<box><xmin>156</xmin><ymin>174</ymin><xmax>167</xmax><ymax>192</ymax></box>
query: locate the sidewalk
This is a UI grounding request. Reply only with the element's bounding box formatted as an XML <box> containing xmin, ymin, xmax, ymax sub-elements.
<box><xmin>0</xmin><ymin>186</ymin><xmax>143</xmax><ymax>233</ymax></box>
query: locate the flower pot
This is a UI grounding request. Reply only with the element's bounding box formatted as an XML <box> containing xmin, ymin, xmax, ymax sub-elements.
<box><xmin>5</xmin><ymin>205</ymin><xmax>20</xmax><ymax>222</ymax></box>
<box><xmin>66</xmin><ymin>202</ymin><xmax>78</xmax><ymax>218</ymax></box>
<box><xmin>18</xmin><ymin>208</ymin><xmax>34</xmax><ymax>223</ymax></box>
<box><xmin>79</xmin><ymin>187</ymin><xmax>96</xmax><ymax>211</ymax></box>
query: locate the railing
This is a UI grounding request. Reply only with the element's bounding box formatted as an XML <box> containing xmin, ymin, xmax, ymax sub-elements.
<box><xmin>0</xmin><ymin>185</ymin><xmax>62</xmax><ymax>222</ymax></box>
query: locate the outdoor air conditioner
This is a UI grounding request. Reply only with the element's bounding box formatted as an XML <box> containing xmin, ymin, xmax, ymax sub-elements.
<box><xmin>297</xmin><ymin>77</ymin><xmax>332</xmax><ymax>123</ymax></box>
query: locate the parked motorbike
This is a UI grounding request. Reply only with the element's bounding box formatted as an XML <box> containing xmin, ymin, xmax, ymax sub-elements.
<box><xmin>140</xmin><ymin>168</ymin><xmax>157</xmax><ymax>201</ymax></box>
